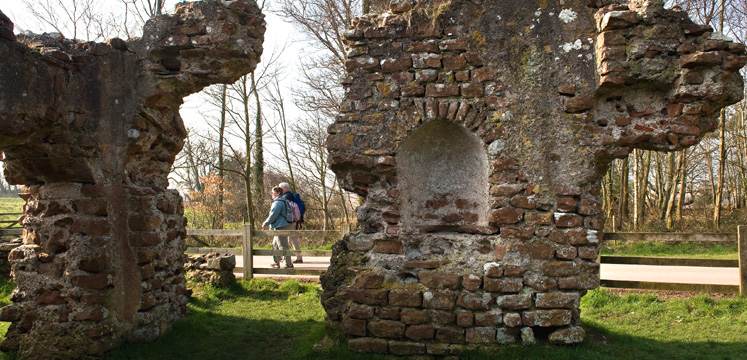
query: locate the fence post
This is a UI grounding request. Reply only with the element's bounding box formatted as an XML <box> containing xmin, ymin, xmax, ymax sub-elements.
<box><xmin>242</xmin><ymin>223</ymin><xmax>253</xmax><ymax>280</ymax></box>
<box><xmin>340</xmin><ymin>223</ymin><xmax>351</xmax><ymax>239</ymax></box>
<box><xmin>739</xmin><ymin>225</ymin><xmax>746</xmax><ymax>296</ymax></box>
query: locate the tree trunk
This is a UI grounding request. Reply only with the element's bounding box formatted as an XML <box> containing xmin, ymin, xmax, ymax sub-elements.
<box><xmin>618</xmin><ymin>157</ymin><xmax>629</xmax><ymax>230</ymax></box>
<box><xmin>714</xmin><ymin>109</ymin><xmax>726</xmax><ymax>228</ymax></box>
<box><xmin>251</xmin><ymin>72</ymin><xmax>264</xmax><ymax>207</ymax></box>
<box><xmin>676</xmin><ymin>149</ymin><xmax>688</xmax><ymax>220</ymax></box>
<box><xmin>665</xmin><ymin>151</ymin><xmax>685</xmax><ymax>229</ymax></box>
<box><xmin>217</xmin><ymin>84</ymin><xmax>227</xmax><ymax>229</ymax></box>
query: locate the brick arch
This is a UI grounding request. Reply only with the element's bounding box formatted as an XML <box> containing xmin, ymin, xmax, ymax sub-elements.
<box><xmin>397</xmin><ymin>119</ymin><xmax>489</xmax><ymax>231</ymax></box>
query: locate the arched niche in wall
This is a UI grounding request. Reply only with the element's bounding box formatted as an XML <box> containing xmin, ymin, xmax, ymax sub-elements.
<box><xmin>396</xmin><ymin>119</ymin><xmax>489</xmax><ymax>232</ymax></box>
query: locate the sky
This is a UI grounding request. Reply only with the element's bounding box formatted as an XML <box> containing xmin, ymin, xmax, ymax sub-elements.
<box><xmin>0</xmin><ymin>0</ymin><xmax>304</xmax><ymax>133</ymax></box>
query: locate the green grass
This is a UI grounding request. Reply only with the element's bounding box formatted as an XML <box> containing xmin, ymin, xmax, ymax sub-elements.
<box><xmin>602</xmin><ymin>241</ymin><xmax>738</xmax><ymax>259</ymax></box>
<box><xmin>0</xmin><ymin>197</ymin><xmax>23</xmax><ymax>230</ymax></box>
<box><xmin>0</xmin><ymin>278</ymin><xmax>745</xmax><ymax>360</ymax></box>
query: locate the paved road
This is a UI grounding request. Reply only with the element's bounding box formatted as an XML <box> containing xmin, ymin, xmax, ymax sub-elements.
<box><xmin>235</xmin><ymin>256</ymin><xmax>740</xmax><ymax>285</ymax></box>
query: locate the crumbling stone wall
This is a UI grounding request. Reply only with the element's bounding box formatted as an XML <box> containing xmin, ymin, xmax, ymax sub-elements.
<box><xmin>185</xmin><ymin>253</ymin><xmax>236</xmax><ymax>287</ymax></box>
<box><xmin>0</xmin><ymin>1</ymin><xmax>264</xmax><ymax>358</ymax></box>
<box><xmin>323</xmin><ymin>0</ymin><xmax>745</xmax><ymax>355</ymax></box>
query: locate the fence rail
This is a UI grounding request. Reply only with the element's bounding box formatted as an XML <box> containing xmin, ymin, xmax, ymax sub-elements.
<box><xmin>601</xmin><ymin>228</ymin><xmax>746</xmax><ymax>294</ymax></box>
<box><xmin>604</xmin><ymin>232</ymin><xmax>735</xmax><ymax>244</ymax></box>
<box><xmin>185</xmin><ymin>224</ymin><xmax>348</xmax><ymax>278</ymax></box>
<box><xmin>0</xmin><ymin>213</ymin><xmax>23</xmax><ymax>239</ymax></box>
<box><xmin>184</xmin><ymin>227</ymin><xmax>746</xmax><ymax>294</ymax></box>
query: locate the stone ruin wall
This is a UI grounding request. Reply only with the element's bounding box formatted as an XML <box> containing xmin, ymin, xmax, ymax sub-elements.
<box><xmin>322</xmin><ymin>0</ymin><xmax>745</xmax><ymax>356</ymax></box>
<box><xmin>0</xmin><ymin>1</ymin><xmax>264</xmax><ymax>358</ymax></box>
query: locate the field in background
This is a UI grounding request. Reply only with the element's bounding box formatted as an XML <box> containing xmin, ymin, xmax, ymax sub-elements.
<box><xmin>0</xmin><ymin>197</ymin><xmax>22</xmax><ymax>227</ymax></box>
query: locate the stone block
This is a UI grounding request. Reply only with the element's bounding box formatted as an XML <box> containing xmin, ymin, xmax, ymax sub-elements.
<box><xmin>348</xmin><ymin>304</ymin><xmax>374</xmax><ymax>319</ymax></box>
<box><xmin>522</xmin><ymin>310</ymin><xmax>572</xmax><ymax>327</ymax></box>
<box><xmin>373</xmin><ymin>240</ymin><xmax>404</xmax><ymax>254</ymax></box>
<box><xmin>339</xmin><ymin>288</ymin><xmax>388</xmax><ymax>306</ymax></box>
<box><xmin>496</xmin><ymin>293</ymin><xmax>532</xmax><ymax>310</ymax></box>
<box><xmin>503</xmin><ymin>313</ymin><xmax>522</xmax><ymax>328</ymax></box>
<box><xmin>462</xmin><ymin>274</ymin><xmax>482</xmax><ymax>291</ymax></box>
<box><xmin>474</xmin><ymin>311</ymin><xmax>502</xmax><ymax>326</ymax></box>
<box><xmin>436</xmin><ymin>326</ymin><xmax>464</xmax><ymax>343</ymax></box>
<box><xmin>377</xmin><ymin>307</ymin><xmax>401</xmax><ymax>320</ymax></box>
<box><xmin>542</xmin><ymin>261</ymin><xmax>578</xmax><ymax>277</ymax></box>
<box><xmin>342</xmin><ymin>317</ymin><xmax>367</xmax><ymax>336</ymax></box>
<box><xmin>420</xmin><ymin>271</ymin><xmax>460</xmax><ymax>290</ymax></box>
<box><xmin>405</xmin><ymin>324</ymin><xmax>435</xmax><ymax>341</ymax></box>
<box><xmin>389</xmin><ymin>289</ymin><xmax>422</xmax><ymax>307</ymax></box>
<box><xmin>368</xmin><ymin>320</ymin><xmax>406</xmax><ymax>338</ymax></box>
<box><xmin>466</xmin><ymin>326</ymin><xmax>496</xmax><ymax>343</ymax></box>
<box><xmin>548</xmin><ymin>325</ymin><xmax>586</xmax><ymax>344</ymax></box>
<box><xmin>423</xmin><ymin>290</ymin><xmax>455</xmax><ymax>310</ymax></box>
<box><xmin>457</xmin><ymin>311</ymin><xmax>473</xmax><ymax>327</ymax></box>
<box><xmin>353</xmin><ymin>273</ymin><xmax>384</xmax><ymax>289</ymax></box>
<box><xmin>457</xmin><ymin>291</ymin><xmax>492</xmax><ymax>310</ymax></box>
<box><xmin>401</xmin><ymin>308</ymin><xmax>429</xmax><ymax>324</ymax></box>
<box><xmin>536</xmin><ymin>292</ymin><xmax>580</xmax><ymax>309</ymax></box>
<box><xmin>349</xmin><ymin>338</ymin><xmax>388</xmax><ymax>353</ymax></box>
<box><xmin>483</xmin><ymin>277</ymin><xmax>523</xmax><ymax>293</ymax></box>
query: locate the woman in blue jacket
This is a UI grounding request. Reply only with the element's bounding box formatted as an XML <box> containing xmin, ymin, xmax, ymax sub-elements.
<box><xmin>262</xmin><ymin>186</ymin><xmax>294</xmax><ymax>268</ymax></box>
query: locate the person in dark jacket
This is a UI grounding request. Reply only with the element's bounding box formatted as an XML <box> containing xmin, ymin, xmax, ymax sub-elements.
<box><xmin>279</xmin><ymin>182</ymin><xmax>303</xmax><ymax>263</ymax></box>
<box><xmin>262</xmin><ymin>186</ymin><xmax>294</xmax><ymax>268</ymax></box>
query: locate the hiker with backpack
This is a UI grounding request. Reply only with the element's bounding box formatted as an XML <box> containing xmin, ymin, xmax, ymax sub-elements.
<box><xmin>262</xmin><ymin>186</ymin><xmax>294</xmax><ymax>269</ymax></box>
<box><xmin>279</xmin><ymin>182</ymin><xmax>306</xmax><ymax>263</ymax></box>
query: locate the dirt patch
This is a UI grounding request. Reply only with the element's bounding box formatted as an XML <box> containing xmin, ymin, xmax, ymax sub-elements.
<box><xmin>605</xmin><ymin>288</ymin><xmax>737</xmax><ymax>301</ymax></box>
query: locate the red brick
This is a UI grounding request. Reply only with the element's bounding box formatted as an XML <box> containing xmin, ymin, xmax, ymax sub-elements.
<box><xmin>70</xmin><ymin>218</ymin><xmax>110</xmax><ymax>236</ymax></box>
<box><xmin>373</xmin><ymin>240</ymin><xmax>404</xmax><ymax>254</ymax></box>
<box><xmin>72</xmin><ymin>274</ymin><xmax>111</xmax><ymax>290</ymax></box>
<box><xmin>489</xmin><ymin>208</ymin><xmax>523</xmax><ymax>225</ymax></box>
<box><xmin>461</xmin><ymin>83</ymin><xmax>484</xmax><ymax>98</ymax></box>
<box><xmin>442</xmin><ymin>55</ymin><xmax>466</xmax><ymax>70</ymax></box>
<box><xmin>37</xmin><ymin>290</ymin><xmax>65</xmax><ymax>305</ymax></box>
<box><xmin>425</xmin><ymin>83</ymin><xmax>459</xmax><ymax>97</ymax></box>
<box><xmin>472</xmin><ymin>67</ymin><xmax>497</xmax><ymax>82</ymax></box>
<box><xmin>554</xmin><ymin>213</ymin><xmax>583</xmax><ymax>228</ymax></box>
<box><xmin>381</xmin><ymin>57</ymin><xmax>412</xmax><ymax>73</ymax></box>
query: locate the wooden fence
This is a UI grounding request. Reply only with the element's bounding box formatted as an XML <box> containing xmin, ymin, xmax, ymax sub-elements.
<box><xmin>0</xmin><ymin>213</ymin><xmax>22</xmax><ymax>239</ymax></box>
<box><xmin>186</xmin><ymin>224</ymin><xmax>347</xmax><ymax>279</ymax></box>
<box><xmin>601</xmin><ymin>227</ymin><xmax>746</xmax><ymax>295</ymax></box>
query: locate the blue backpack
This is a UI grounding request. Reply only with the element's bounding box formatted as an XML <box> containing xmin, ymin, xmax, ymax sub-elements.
<box><xmin>292</xmin><ymin>193</ymin><xmax>306</xmax><ymax>221</ymax></box>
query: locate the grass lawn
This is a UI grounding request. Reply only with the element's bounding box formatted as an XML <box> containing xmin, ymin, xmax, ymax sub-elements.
<box><xmin>0</xmin><ymin>277</ymin><xmax>744</xmax><ymax>360</ymax></box>
<box><xmin>602</xmin><ymin>241</ymin><xmax>738</xmax><ymax>259</ymax></box>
